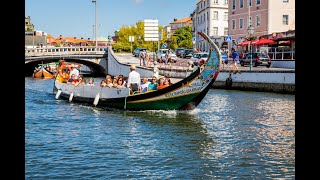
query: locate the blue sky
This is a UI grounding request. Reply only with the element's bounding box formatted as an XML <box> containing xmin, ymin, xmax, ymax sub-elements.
<box><xmin>25</xmin><ymin>0</ymin><xmax>198</xmax><ymax>39</ymax></box>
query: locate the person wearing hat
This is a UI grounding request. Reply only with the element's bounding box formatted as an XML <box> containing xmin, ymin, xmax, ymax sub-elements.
<box><xmin>69</xmin><ymin>64</ymin><xmax>80</xmax><ymax>77</ymax></box>
<box><xmin>127</xmin><ymin>64</ymin><xmax>141</xmax><ymax>93</ymax></box>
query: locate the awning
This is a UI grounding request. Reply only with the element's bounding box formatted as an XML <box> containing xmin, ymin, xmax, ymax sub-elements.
<box><xmin>252</xmin><ymin>38</ymin><xmax>276</xmax><ymax>46</ymax></box>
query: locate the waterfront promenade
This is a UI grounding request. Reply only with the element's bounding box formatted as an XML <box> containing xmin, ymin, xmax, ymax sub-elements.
<box><xmin>113</xmin><ymin>53</ymin><xmax>295</xmax><ymax>94</ymax></box>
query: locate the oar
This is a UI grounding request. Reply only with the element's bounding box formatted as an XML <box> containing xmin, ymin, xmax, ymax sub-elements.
<box><xmin>69</xmin><ymin>86</ymin><xmax>76</xmax><ymax>102</ymax></box>
<box><xmin>93</xmin><ymin>87</ymin><xmax>103</xmax><ymax>106</ymax></box>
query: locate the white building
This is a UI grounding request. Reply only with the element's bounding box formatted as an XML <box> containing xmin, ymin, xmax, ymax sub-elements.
<box><xmin>192</xmin><ymin>0</ymin><xmax>229</xmax><ymax>51</ymax></box>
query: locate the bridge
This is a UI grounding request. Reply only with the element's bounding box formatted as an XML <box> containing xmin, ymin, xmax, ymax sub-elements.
<box><xmin>25</xmin><ymin>46</ymin><xmax>155</xmax><ymax>77</ymax></box>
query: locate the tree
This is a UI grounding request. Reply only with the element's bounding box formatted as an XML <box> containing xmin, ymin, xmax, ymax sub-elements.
<box><xmin>113</xmin><ymin>21</ymin><xmax>166</xmax><ymax>52</ymax></box>
<box><xmin>172</xmin><ymin>26</ymin><xmax>193</xmax><ymax>49</ymax></box>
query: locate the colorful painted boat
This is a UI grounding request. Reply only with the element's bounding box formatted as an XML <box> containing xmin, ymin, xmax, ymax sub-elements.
<box><xmin>33</xmin><ymin>65</ymin><xmax>55</xmax><ymax>79</ymax></box>
<box><xmin>53</xmin><ymin>32</ymin><xmax>221</xmax><ymax>110</ymax></box>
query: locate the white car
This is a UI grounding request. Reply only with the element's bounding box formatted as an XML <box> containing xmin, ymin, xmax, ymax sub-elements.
<box><xmin>156</xmin><ymin>49</ymin><xmax>177</xmax><ymax>63</ymax></box>
<box><xmin>190</xmin><ymin>52</ymin><xmax>209</xmax><ymax>65</ymax></box>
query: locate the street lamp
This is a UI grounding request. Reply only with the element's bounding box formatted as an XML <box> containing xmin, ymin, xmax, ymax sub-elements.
<box><xmin>92</xmin><ymin>0</ymin><xmax>98</xmax><ymax>49</ymax></box>
<box><xmin>247</xmin><ymin>25</ymin><xmax>255</xmax><ymax>71</ymax></box>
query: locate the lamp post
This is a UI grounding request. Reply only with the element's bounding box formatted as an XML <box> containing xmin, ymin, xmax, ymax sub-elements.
<box><xmin>247</xmin><ymin>25</ymin><xmax>255</xmax><ymax>71</ymax></box>
<box><xmin>92</xmin><ymin>0</ymin><xmax>98</xmax><ymax>49</ymax></box>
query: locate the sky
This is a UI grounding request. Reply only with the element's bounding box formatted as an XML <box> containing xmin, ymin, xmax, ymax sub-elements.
<box><xmin>25</xmin><ymin>0</ymin><xmax>199</xmax><ymax>39</ymax></box>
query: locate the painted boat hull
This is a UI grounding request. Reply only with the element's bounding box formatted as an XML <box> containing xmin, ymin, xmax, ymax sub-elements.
<box><xmin>33</xmin><ymin>67</ymin><xmax>55</xmax><ymax>79</ymax></box>
<box><xmin>53</xmin><ymin>32</ymin><xmax>221</xmax><ymax>111</ymax></box>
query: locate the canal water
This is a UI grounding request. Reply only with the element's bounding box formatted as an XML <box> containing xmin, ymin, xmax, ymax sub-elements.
<box><xmin>25</xmin><ymin>77</ymin><xmax>295</xmax><ymax>179</ymax></box>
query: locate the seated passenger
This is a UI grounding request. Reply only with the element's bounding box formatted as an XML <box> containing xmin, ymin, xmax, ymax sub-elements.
<box><xmin>87</xmin><ymin>78</ymin><xmax>95</xmax><ymax>86</ymax></box>
<box><xmin>75</xmin><ymin>75</ymin><xmax>86</xmax><ymax>86</ymax></box>
<box><xmin>116</xmin><ymin>77</ymin><xmax>126</xmax><ymax>88</ymax></box>
<box><xmin>118</xmin><ymin>74</ymin><xmax>127</xmax><ymax>87</ymax></box>
<box><xmin>100</xmin><ymin>80</ymin><xmax>107</xmax><ymax>87</ymax></box>
<box><xmin>157</xmin><ymin>77</ymin><xmax>168</xmax><ymax>90</ymax></box>
<box><xmin>67</xmin><ymin>74</ymin><xmax>78</xmax><ymax>85</ymax></box>
<box><xmin>139</xmin><ymin>77</ymin><xmax>151</xmax><ymax>92</ymax></box>
<box><xmin>148</xmin><ymin>76</ymin><xmax>158</xmax><ymax>91</ymax></box>
<box><xmin>112</xmin><ymin>76</ymin><xmax>118</xmax><ymax>88</ymax></box>
<box><xmin>106</xmin><ymin>77</ymin><xmax>113</xmax><ymax>88</ymax></box>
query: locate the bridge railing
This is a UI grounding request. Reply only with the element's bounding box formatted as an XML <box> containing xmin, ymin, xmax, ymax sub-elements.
<box><xmin>25</xmin><ymin>46</ymin><xmax>109</xmax><ymax>56</ymax></box>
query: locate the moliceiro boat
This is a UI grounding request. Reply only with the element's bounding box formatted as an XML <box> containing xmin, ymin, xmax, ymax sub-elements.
<box><xmin>53</xmin><ymin>32</ymin><xmax>221</xmax><ymax>110</ymax></box>
<box><xmin>33</xmin><ymin>65</ymin><xmax>55</xmax><ymax>79</ymax></box>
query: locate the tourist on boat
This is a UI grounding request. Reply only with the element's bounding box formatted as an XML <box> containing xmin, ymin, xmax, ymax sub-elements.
<box><xmin>87</xmin><ymin>78</ymin><xmax>95</xmax><ymax>86</ymax></box>
<box><xmin>139</xmin><ymin>77</ymin><xmax>151</xmax><ymax>92</ymax></box>
<box><xmin>106</xmin><ymin>77</ymin><xmax>113</xmax><ymax>88</ymax></box>
<box><xmin>75</xmin><ymin>75</ymin><xmax>86</xmax><ymax>86</ymax></box>
<box><xmin>69</xmin><ymin>65</ymin><xmax>80</xmax><ymax>77</ymax></box>
<box><xmin>111</xmin><ymin>76</ymin><xmax>118</xmax><ymax>88</ymax></box>
<box><xmin>153</xmin><ymin>61</ymin><xmax>159</xmax><ymax>79</ymax></box>
<box><xmin>105</xmin><ymin>74</ymin><xmax>111</xmax><ymax>81</ymax></box>
<box><xmin>115</xmin><ymin>76</ymin><xmax>126</xmax><ymax>88</ymax></box>
<box><xmin>118</xmin><ymin>74</ymin><xmax>126</xmax><ymax>87</ymax></box>
<box><xmin>100</xmin><ymin>80</ymin><xmax>107</xmax><ymax>87</ymax></box>
<box><xmin>165</xmin><ymin>77</ymin><xmax>172</xmax><ymax>85</ymax></box>
<box><xmin>158</xmin><ymin>77</ymin><xmax>169</xmax><ymax>90</ymax></box>
<box><xmin>67</xmin><ymin>74</ymin><xmax>79</xmax><ymax>85</ymax></box>
<box><xmin>127</xmin><ymin>64</ymin><xmax>141</xmax><ymax>93</ymax></box>
<box><xmin>148</xmin><ymin>76</ymin><xmax>158</xmax><ymax>91</ymax></box>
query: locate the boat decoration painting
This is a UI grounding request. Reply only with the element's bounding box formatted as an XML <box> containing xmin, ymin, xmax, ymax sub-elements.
<box><xmin>53</xmin><ymin>32</ymin><xmax>221</xmax><ymax>110</ymax></box>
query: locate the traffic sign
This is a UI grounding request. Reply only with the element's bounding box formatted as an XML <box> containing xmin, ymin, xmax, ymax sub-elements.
<box><xmin>192</xmin><ymin>37</ymin><xmax>196</xmax><ymax>41</ymax></box>
<box><xmin>162</xmin><ymin>43</ymin><xmax>167</xmax><ymax>48</ymax></box>
<box><xmin>226</xmin><ymin>36</ymin><xmax>232</xmax><ymax>42</ymax></box>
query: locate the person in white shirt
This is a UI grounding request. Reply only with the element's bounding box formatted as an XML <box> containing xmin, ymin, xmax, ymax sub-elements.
<box><xmin>127</xmin><ymin>64</ymin><xmax>140</xmax><ymax>93</ymax></box>
<box><xmin>139</xmin><ymin>77</ymin><xmax>151</xmax><ymax>92</ymax></box>
<box><xmin>69</xmin><ymin>65</ymin><xmax>79</xmax><ymax>77</ymax></box>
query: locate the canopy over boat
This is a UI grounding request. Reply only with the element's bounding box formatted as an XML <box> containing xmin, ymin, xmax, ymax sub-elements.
<box><xmin>53</xmin><ymin>32</ymin><xmax>221</xmax><ymax>110</ymax></box>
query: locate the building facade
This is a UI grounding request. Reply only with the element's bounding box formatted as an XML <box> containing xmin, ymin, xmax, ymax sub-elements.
<box><xmin>192</xmin><ymin>0</ymin><xmax>229</xmax><ymax>51</ymax></box>
<box><xmin>168</xmin><ymin>17</ymin><xmax>192</xmax><ymax>36</ymax></box>
<box><xmin>229</xmin><ymin>0</ymin><xmax>295</xmax><ymax>44</ymax></box>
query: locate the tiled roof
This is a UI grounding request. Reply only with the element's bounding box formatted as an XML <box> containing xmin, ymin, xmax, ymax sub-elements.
<box><xmin>170</xmin><ymin>17</ymin><xmax>192</xmax><ymax>24</ymax></box>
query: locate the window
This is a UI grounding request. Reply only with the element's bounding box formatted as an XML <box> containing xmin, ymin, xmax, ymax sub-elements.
<box><xmin>213</xmin><ymin>11</ymin><xmax>218</xmax><ymax>20</ymax></box>
<box><xmin>207</xmin><ymin>27</ymin><xmax>209</xmax><ymax>34</ymax></box>
<box><xmin>240</xmin><ymin>0</ymin><xmax>244</xmax><ymax>8</ymax></box>
<box><xmin>232</xmin><ymin>0</ymin><xmax>236</xmax><ymax>10</ymax></box>
<box><xmin>283</xmin><ymin>15</ymin><xmax>288</xmax><ymax>25</ymax></box>
<box><xmin>232</xmin><ymin>19</ymin><xmax>236</xmax><ymax>29</ymax></box>
<box><xmin>204</xmin><ymin>14</ymin><xmax>206</xmax><ymax>23</ymax></box>
<box><xmin>224</xmin><ymin>27</ymin><xmax>228</xmax><ymax>36</ymax></box>
<box><xmin>249</xmin><ymin>0</ymin><xmax>252</xmax><ymax>6</ymax></box>
<box><xmin>201</xmin><ymin>15</ymin><xmax>202</xmax><ymax>24</ymax></box>
<box><xmin>213</xmin><ymin>27</ymin><xmax>218</xmax><ymax>35</ymax></box>
<box><xmin>224</xmin><ymin>0</ymin><xmax>228</xmax><ymax>5</ymax></box>
<box><xmin>207</xmin><ymin>12</ymin><xmax>209</xmax><ymax>21</ymax></box>
<box><xmin>283</xmin><ymin>0</ymin><xmax>289</xmax><ymax>2</ymax></box>
<box><xmin>197</xmin><ymin>17</ymin><xmax>199</xmax><ymax>25</ymax></box>
<box><xmin>204</xmin><ymin>1</ymin><xmax>205</xmax><ymax>7</ymax></box>
<box><xmin>256</xmin><ymin>16</ymin><xmax>260</xmax><ymax>26</ymax></box>
<box><xmin>239</xmin><ymin>18</ymin><xmax>243</xmax><ymax>29</ymax></box>
<box><xmin>224</xmin><ymin>12</ymin><xmax>228</xmax><ymax>21</ymax></box>
<box><xmin>256</xmin><ymin>0</ymin><xmax>261</xmax><ymax>5</ymax></box>
<box><xmin>213</xmin><ymin>0</ymin><xmax>218</xmax><ymax>4</ymax></box>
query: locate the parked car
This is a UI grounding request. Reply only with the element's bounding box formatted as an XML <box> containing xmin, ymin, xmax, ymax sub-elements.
<box><xmin>183</xmin><ymin>49</ymin><xmax>194</xmax><ymax>59</ymax></box>
<box><xmin>190</xmin><ymin>52</ymin><xmax>209</xmax><ymax>66</ymax></box>
<box><xmin>240</xmin><ymin>52</ymin><xmax>271</xmax><ymax>67</ymax></box>
<box><xmin>175</xmin><ymin>48</ymin><xmax>185</xmax><ymax>58</ymax></box>
<box><xmin>133</xmin><ymin>48</ymin><xmax>146</xmax><ymax>57</ymax></box>
<box><xmin>156</xmin><ymin>49</ymin><xmax>177</xmax><ymax>63</ymax></box>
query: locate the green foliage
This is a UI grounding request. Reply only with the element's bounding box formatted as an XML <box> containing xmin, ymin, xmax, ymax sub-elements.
<box><xmin>172</xmin><ymin>26</ymin><xmax>193</xmax><ymax>49</ymax></box>
<box><xmin>113</xmin><ymin>21</ymin><xmax>167</xmax><ymax>52</ymax></box>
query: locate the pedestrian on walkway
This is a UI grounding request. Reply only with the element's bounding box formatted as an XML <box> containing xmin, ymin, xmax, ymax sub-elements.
<box><xmin>231</xmin><ymin>48</ymin><xmax>241</xmax><ymax>74</ymax></box>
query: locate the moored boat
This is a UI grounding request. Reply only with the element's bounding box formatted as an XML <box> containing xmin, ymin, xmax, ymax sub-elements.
<box><xmin>53</xmin><ymin>32</ymin><xmax>221</xmax><ymax>110</ymax></box>
<box><xmin>33</xmin><ymin>65</ymin><xmax>55</xmax><ymax>79</ymax></box>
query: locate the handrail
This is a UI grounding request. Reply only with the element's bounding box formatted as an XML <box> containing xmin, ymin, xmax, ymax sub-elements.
<box><xmin>25</xmin><ymin>46</ymin><xmax>109</xmax><ymax>56</ymax></box>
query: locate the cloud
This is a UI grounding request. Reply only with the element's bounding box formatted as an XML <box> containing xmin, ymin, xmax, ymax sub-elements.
<box><xmin>132</xmin><ymin>0</ymin><xmax>143</xmax><ymax>4</ymax></box>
